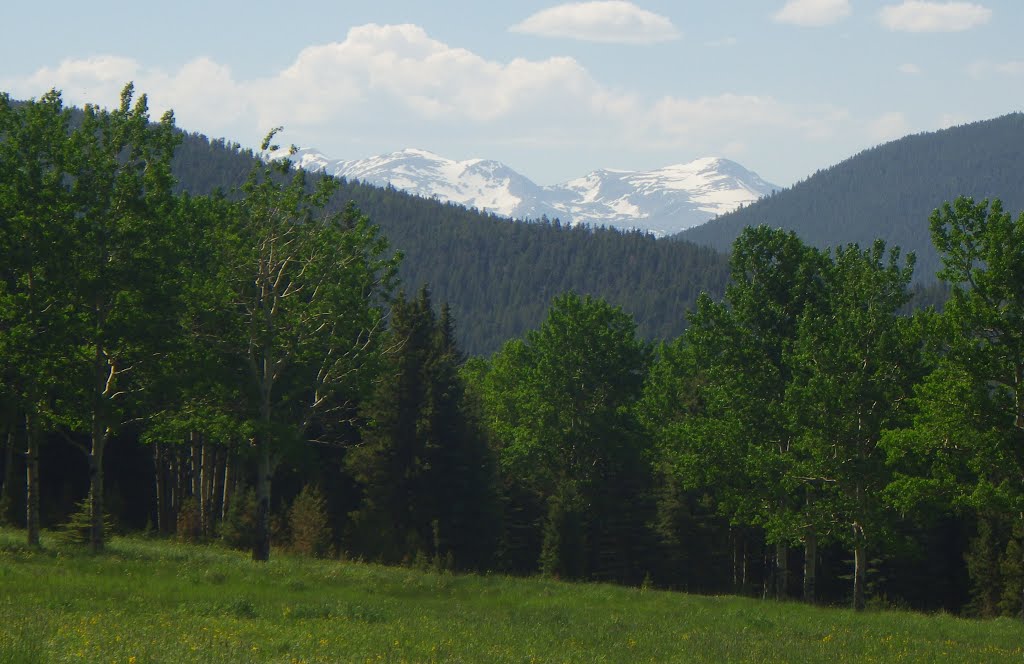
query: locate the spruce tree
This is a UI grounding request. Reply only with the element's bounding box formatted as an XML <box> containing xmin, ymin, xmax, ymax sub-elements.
<box><xmin>350</xmin><ymin>289</ymin><xmax>498</xmax><ymax>568</ymax></box>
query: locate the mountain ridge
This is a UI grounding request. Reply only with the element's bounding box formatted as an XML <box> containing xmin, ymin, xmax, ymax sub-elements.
<box><xmin>278</xmin><ymin>146</ymin><xmax>779</xmax><ymax>236</ymax></box>
<box><xmin>678</xmin><ymin>113</ymin><xmax>1024</xmax><ymax>281</ymax></box>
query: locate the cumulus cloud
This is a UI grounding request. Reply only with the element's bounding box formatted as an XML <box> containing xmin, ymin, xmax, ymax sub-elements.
<box><xmin>5</xmin><ymin>23</ymin><xmax>849</xmax><ymax>184</ymax></box>
<box><xmin>15</xmin><ymin>55</ymin><xmax>144</xmax><ymax>104</ymax></box>
<box><xmin>251</xmin><ymin>24</ymin><xmax>611</xmax><ymax>129</ymax></box>
<box><xmin>7</xmin><ymin>24</ymin><xmax>620</xmax><ymax>142</ymax></box>
<box><xmin>510</xmin><ymin>1</ymin><xmax>680</xmax><ymax>44</ymax></box>
<box><xmin>773</xmin><ymin>0</ymin><xmax>852</xmax><ymax>27</ymax></box>
<box><xmin>879</xmin><ymin>1</ymin><xmax>992</xmax><ymax>32</ymax></box>
<box><xmin>9</xmin><ymin>55</ymin><xmax>248</xmax><ymax>137</ymax></box>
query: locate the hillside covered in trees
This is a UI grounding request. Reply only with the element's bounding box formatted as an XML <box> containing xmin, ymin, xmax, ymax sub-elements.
<box><xmin>680</xmin><ymin>113</ymin><xmax>1024</xmax><ymax>281</ymax></box>
<box><xmin>170</xmin><ymin>130</ymin><xmax>731</xmax><ymax>356</ymax></box>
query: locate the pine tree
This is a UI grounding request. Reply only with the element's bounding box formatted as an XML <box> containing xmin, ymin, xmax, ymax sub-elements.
<box><xmin>349</xmin><ymin>289</ymin><xmax>498</xmax><ymax>568</ymax></box>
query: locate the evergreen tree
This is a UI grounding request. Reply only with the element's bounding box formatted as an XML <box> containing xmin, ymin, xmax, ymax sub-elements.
<box><xmin>349</xmin><ymin>290</ymin><xmax>437</xmax><ymax>562</ymax></box>
<box><xmin>349</xmin><ymin>289</ymin><xmax>498</xmax><ymax>569</ymax></box>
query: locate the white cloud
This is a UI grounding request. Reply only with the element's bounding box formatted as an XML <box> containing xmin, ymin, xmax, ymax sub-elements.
<box><xmin>250</xmin><ymin>23</ymin><xmax>621</xmax><ymax>131</ymax></box>
<box><xmin>898</xmin><ymin>63</ymin><xmax>921</xmax><ymax>74</ymax></box>
<box><xmin>867</xmin><ymin>111</ymin><xmax>910</xmax><ymax>142</ymax></box>
<box><xmin>16</xmin><ymin>55</ymin><xmax>143</xmax><ymax>105</ymax></box>
<box><xmin>9</xmin><ymin>55</ymin><xmax>248</xmax><ymax>138</ymax></box>
<box><xmin>5</xmin><ymin>23</ymin><xmax>849</xmax><ymax>184</ymax></box>
<box><xmin>510</xmin><ymin>1</ymin><xmax>680</xmax><ymax>44</ymax></box>
<box><xmin>879</xmin><ymin>1</ymin><xmax>992</xmax><ymax>32</ymax></box>
<box><xmin>773</xmin><ymin>0</ymin><xmax>852</xmax><ymax>27</ymax></box>
<box><xmin>4</xmin><ymin>22</ymin><xmax>634</xmax><ymax>153</ymax></box>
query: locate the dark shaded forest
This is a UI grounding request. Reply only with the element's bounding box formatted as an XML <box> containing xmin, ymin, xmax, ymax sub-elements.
<box><xmin>680</xmin><ymin>112</ymin><xmax>1024</xmax><ymax>281</ymax></box>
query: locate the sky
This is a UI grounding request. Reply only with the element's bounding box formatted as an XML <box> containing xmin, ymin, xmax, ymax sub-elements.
<box><xmin>2</xmin><ymin>1</ymin><xmax>1022</xmax><ymax>187</ymax></box>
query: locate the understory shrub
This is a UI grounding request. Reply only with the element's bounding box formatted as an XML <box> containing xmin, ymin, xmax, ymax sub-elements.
<box><xmin>289</xmin><ymin>485</ymin><xmax>333</xmax><ymax>558</ymax></box>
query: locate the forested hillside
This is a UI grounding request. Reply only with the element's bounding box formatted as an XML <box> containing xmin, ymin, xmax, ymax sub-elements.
<box><xmin>679</xmin><ymin>113</ymin><xmax>1024</xmax><ymax>281</ymax></box>
<box><xmin>171</xmin><ymin>133</ymin><xmax>731</xmax><ymax>356</ymax></box>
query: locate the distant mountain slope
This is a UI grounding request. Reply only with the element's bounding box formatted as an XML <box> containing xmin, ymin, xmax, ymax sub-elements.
<box><xmin>171</xmin><ymin>133</ymin><xmax>732</xmax><ymax>355</ymax></box>
<box><xmin>281</xmin><ymin>147</ymin><xmax>778</xmax><ymax>237</ymax></box>
<box><xmin>678</xmin><ymin>113</ymin><xmax>1024</xmax><ymax>280</ymax></box>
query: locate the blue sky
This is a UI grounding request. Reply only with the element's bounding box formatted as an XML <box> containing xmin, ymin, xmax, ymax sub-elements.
<box><xmin>2</xmin><ymin>1</ymin><xmax>1021</xmax><ymax>186</ymax></box>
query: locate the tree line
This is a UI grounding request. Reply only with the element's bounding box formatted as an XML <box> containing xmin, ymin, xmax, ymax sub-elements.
<box><xmin>2</xmin><ymin>87</ymin><xmax>1022</xmax><ymax>615</ymax></box>
<box><xmin>0</xmin><ymin>87</ymin><xmax>397</xmax><ymax>560</ymax></box>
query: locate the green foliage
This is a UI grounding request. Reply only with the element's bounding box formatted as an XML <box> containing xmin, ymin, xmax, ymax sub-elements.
<box><xmin>787</xmin><ymin>240</ymin><xmax>919</xmax><ymax>609</ymax></box>
<box><xmin>488</xmin><ymin>292</ymin><xmax>650</xmax><ymax>489</ymax></box>
<box><xmin>54</xmin><ymin>499</ymin><xmax>114</xmax><ymax>546</ymax></box>
<box><xmin>999</xmin><ymin>519</ymin><xmax>1024</xmax><ymax>618</ymax></box>
<box><xmin>539</xmin><ymin>484</ymin><xmax>586</xmax><ymax>579</ymax></box>
<box><xmin>200</xmin><ymin>132</ymin><xmax>401</xmax><ymax>561</ymax></box>
<box><xmin>0</xmin><ymin>84</ymin><xmax>185</xmax><ymax>551</ymax></box>
<box><xmin>349</xmin><ymin>289</ymin><xmax>498</xmax><ymax>570</ymax></box>
<box><xmin>220</xmin><ymin>488</ymin><xmax>257</xmax><ymax>551</ymax></box>
<box><xmin>671</xmin><ymin>228</ymin><xmax>827</xmax><ymax>558</ymax></box>
<box><xmin>289</xmin><ymin>485</ymin><xmax>333</xmax><ymax>558</ymax></box>
<box><xmin>963</xmin><ymin>515</ymin><xmax>1005</xmax><ymax>618</ymax></box>
<box><xmin>7</xmin><ymin>84</ymin><xmax>1024</xmax><ymax>611</ymax></box>
<box><xmin>482</xmin><ymin>292</ymin><xmax>653</xmax><ymax>582</ymax></box>
<box><xmin>883</xmin><ymin>197</ymin><xmax>1024</xmax><ymax>611</ymax></box>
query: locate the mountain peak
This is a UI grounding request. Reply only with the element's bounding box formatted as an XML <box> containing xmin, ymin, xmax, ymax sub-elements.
<box><xmin>389</xmin><ymin>147</ymin><xmax>446</xmax><ymax>160</ymax></box>
<box><xmin>284</xmin><ymin>148</ymin><xmax>777</xmax><ymax>235</ymax></box>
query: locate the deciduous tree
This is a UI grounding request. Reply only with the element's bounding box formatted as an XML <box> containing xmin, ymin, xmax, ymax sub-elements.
<box><xmin>482</xmin><ymin>292</ymin><xmax>651</xmax><ymax>581</ymax></box>
<box><xmin>219</xmin><ymin>133</ymin><xmax>399</xmax><ymax>561</ymax></box>
<box><xmin>788</xmin><ymin>240</ymin><xmax>918</xmax><ymax>610</ymax></box>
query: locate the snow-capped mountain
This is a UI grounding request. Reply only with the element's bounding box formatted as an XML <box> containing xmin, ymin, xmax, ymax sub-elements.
<box><xmin>279</xmin><ymin>147</ymin><xmax>779</xmax><ymax>236</ymax></box>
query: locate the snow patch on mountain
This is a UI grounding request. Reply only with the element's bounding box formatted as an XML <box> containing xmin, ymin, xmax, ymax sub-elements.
<box><xmin>274</xmin><ymin>147</ymin><xmax>778</xmax><ymax>236</ymax></box>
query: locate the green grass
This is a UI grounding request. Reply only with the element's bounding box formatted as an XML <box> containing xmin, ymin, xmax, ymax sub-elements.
<box><xmin>0</xmin><ymin>529</ymin><xmax>1021</xmax><ymax>663</ymax></box>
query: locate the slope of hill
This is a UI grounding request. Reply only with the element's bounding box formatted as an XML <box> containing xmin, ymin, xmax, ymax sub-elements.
<box><xmin>171</xmin><ymin>133</ymin><xmax>731</xmax><ymax>356</ymax></box>
<box><xmin>678</xmin><ymin>113</ymin><xmax>1024</xmax><ymax>280</ymax></box>
<box><xmin>4</xmin><ymin>532</ymin><xmax>1017</xmax><ymax>663</ymax></box>
<box><xmin>280</xmin><ymin>147</ymin><xmax>778</xmax><ymax>236</ymax></box>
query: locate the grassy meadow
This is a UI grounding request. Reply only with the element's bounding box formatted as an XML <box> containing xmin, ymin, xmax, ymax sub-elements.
<box><xmin>1</xmin><ymin>529</ymin><xmax>1022</xmax><ymax>663</ymax></box>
